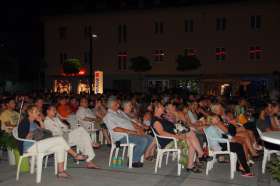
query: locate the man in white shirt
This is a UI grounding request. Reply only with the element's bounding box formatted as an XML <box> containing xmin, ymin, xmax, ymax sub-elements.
<box><xmin>103</xmin><ymin>97</ymin><xmax>152</xmax><ymax>168</ymax></box>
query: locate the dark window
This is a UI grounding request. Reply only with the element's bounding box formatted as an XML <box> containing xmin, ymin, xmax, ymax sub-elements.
<box><xmin>250</xmin><ymin>15</ymin><xmax>261</xmax><ymax>30</ymax></box>
<box><xmin>118</xmin><ymin>24</ymin><xmax>122</xmax><ymax>43</ymax></box>
<box><xmin>216</xmin><ymin>48</ymin><xmax>226</xmax><ymax>61</ymax></box>
<box><xmin>185</xmin><ymin>19</ymin><xmax>194</xmax><ymax>32</ymax></box>
<box><xmin>84</xmin><ymin>25</ymin><xmax>92</xmax><ymax>39</ymax></box>
<box><xmin>216</xmin><ymin>17</ymin><xmax>226</xmax><ymax>31</ymax></box>
<box><xmin>123</xmin><ymin>24</ymin><xmax>127</xmax><ymax>43</ymax></box>
<box><xmin>153</xmin><ymin>49</ymin><xmax>165</xmax><ymax>62</ymax></box>
<box><xmin>60</xmin><ymin>53</ymin><xmax>67</xmax><ymax>64</ymax></box>
<box><xmin>154</xmin><ymin>22</ymin><xmax>159</xmax><ymax>34</ymax></box>
<box><xmin>249</xmin><ymin>46</ymin><xmax>262</xmax><ymax>60</ymax></box>
<box><xmin>185</xmin><ymin>48</ymin><xmax>196</xmax><ymax>56</ymax></box>
<box><xmin>159</xmin><ymin>22</ymin><xmax>164</xmax><ymax>34</ymax></box>
<box><xmin>59</xmin><ymin>27</ymin><xmax>67</xmax><ymax>40</ymax></box>
<box><xmin>84</xmin><ymin>51</ymin><xmax>89</xmax><ymax>64</ymax></box>
<box><xmin>154</xmin><ymin>21</ymin><xmax>164</xmax><ymax>34</ymax></box>
<box><xmin>118</xmin><ymin>24</ymin><xmax>127</xmax><ymax>43</ymax></box>
<box><xmin>118</xmin><ymin>52</ymin><xmax>128</xmax><ymax>70</ymax></box>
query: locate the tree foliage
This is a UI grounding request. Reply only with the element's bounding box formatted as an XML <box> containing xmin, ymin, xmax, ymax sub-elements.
<box><xmin>62</xmin><ymin>58</ymin><xmax>81</xmax><ymax>74</ymax></box>
<box><xmin>129</xmin><ymin>56</ymin><xmax>152</xmax><ymax>72</ymax></box>
<box><xmin>176</xmin><ymin>54</ymin><xmax>201</xmax><ymax>71</ymax></box>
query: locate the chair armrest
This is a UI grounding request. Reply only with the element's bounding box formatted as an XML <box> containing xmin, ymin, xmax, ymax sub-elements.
<box><xmin>210</xmin><ymin>137</ymin><xmax>230</xmax><ymax>152</ymax></box>
<box><xmin>156</xmin><ymin>135</ymin><xmax>178</xmax><ymax>148</ymax></box>
<box><xmin>113</xmin><ymin>132</ymin><xmax>129</xmax><ymax>144</ymax></box>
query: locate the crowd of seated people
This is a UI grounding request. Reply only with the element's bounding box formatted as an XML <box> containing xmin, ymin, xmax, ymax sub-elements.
<box><xmin>0</xmin><ymin>91</ymin><xmax>279</xmax><ymax>180</ymax></box>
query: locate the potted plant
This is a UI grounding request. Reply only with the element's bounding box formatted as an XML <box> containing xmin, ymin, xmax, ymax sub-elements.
<box><xmin>0</xmin><ymin>132</ymin><xmax>17</xmax><ymax>165</ymax></box>
<box><xmin>268</xmin><ymin>157</ymin><xmax>280</xmax><ymax>182</ymax></box>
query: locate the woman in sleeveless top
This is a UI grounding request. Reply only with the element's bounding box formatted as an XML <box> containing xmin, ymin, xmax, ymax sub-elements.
<box><xmin>151</xmin><ymin>103</ymin><xmax>212</xmax><ymax>173</ymax></box>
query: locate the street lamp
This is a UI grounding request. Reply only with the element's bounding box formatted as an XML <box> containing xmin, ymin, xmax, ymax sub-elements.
<box><xmin>89</xmin><ymin>33</ymin><xmax>98</xmax><ymax>94</ymax></box>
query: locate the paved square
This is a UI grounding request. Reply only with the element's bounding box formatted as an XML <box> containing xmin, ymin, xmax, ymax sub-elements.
<box><xmin>0</xmin><ymin>147</ymin><xmax>278</xmax><ymax>186</ymax></box>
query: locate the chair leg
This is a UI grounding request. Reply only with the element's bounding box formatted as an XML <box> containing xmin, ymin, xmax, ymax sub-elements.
<box><xmin>262</xmin><ymin>149</ymin><xmax>268</xmax><ymax>174</ymax></box>
<box><xmin>140</xmin><ymin>155</ymin><xmax>144</xmax><ymax>163</ymax></box>
<box><xmin>76</xmin><ymin>147</ymin><xmax>80</xmax><ymax>165</ymax></box>
<box><xmin>155</xmin><ymin>152</ymin><xmax>160</xmax><ymax>173</ymax></box>
<box><xmin>36</xmin><ymin>154</ymin><xmax>44</xmax><ymax>183</ymax></box>
<box><xmin>166</xmin><ymin>152</ymin><xmax>169</xmax><ymax>166</ymax></box>
<box><xmin>30</xmin><ymin>156</ymin><xmax>36</xmax><ymax>174</ymax></box>
<box><xmin>230</xmin><ymin>154</ymin><xmax>235</xmax><ymax>179</ymax></box>
<box><xmin>44</xmin><ymin>156</ymin><xmax>48</xmax><ymax>168</ymax></box>
<box><xmin>54</xmin><ymin>154</ymin><xmax>58</xmax><ymax>175</ymax></box>
<box><xmin>115</xmin><ymin>148</ymin><xmax>120</xmax><ymax>158</ymax></box>
<box><xmin>109</xmin><ymin>146</ymin><xmax>115</xmax><ymax>166</ymax></box>
<box><xmin>128</xmin><ymin>144</ymin><xmax>134</xmax><ymax>169</ymax></box>
<box><xmin>122</xmin><ymin>147</ymin><xmax>126</xmax><ymax>160</ymax></box>
<box><xmin>16</xmin><ymin>157</ymin><xmax>23</xmax><ymax>180</ymax></box>
<box><xmin>99</xmin><ymin>131</ymin><xmax>103</xmax><ymax>145</ymax></box>
<box><xmin>177</xmin><ymin>150</ymin><xmax>181</xmax><ymax>176</ymax></box>
<box><xmin>159</xmin><ymin>153</ymin><xmax>163</xmax><ymax>168</ymax></box>
<box><xmin>64</xmin><ymin>152</ymin><xmax>68</xmax><ymax>171</ymax></box>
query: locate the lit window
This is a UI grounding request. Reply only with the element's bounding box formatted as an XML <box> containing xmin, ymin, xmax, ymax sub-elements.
<box><xmin>153</xmin><ymin>49</ymin><xmax>165</xmax><ymax>62</ymax></box>
<box><xmin>249</xmin><ymin>46</ymin><xmax>262</xmax><ymax>60</ymax></box>
<box><xmin>215</xmin><ymin>48</ymin><xmax>226</xmax><ymax>61</ymax></box>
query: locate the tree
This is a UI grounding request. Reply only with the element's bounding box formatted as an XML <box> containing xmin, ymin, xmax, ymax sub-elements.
<box><xmin>129</xmin><ymin>56</ymin><xmax>152</xmax><ymax>72</ymax></box>
<box><xmin>62</xmin><ymin>58</ymin><xmax>81</xmax><ymax>74</ymax></box>
<box><xmin>176</xmin><ymin>54</ymin><xmax>201</xmax><ymax>71</ymax></box>
<box><xmin>129</xmin><ymin>56</ymin><xmax>152</xmax><ymax>92</ymax></box>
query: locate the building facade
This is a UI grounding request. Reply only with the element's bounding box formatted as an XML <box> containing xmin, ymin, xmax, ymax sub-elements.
<box><xmin>44</xmin><ymin>0</ymin><xmax>280</xmax><ymax>95</ymax></box>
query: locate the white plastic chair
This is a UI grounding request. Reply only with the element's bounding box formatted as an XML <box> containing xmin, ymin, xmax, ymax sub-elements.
<box><xmin>151</xmin><ymin>128</ymin><xmax>182</xmax><ymax>176</ymax></box>
<box><xmin>108</xmin><ymin>131</ymin><xmax>138</xmax><ymax>168</ymax></box>
<box><xmin>257</xmin><ymin>128</ymin><xmax>280</xmax><ymax>174</ymax></box>
<box><xmin>12</xmin><ymin>128</ymin><xmax>57</xmax><ymax>183</ymax></box>
<box><xmin>203</xmin><ymin>128</ymin><xmax>237</xmax><ymax>179</ymax></box>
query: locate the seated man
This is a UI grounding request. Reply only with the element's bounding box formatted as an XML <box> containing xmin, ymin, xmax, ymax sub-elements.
<box><xmin>76</xmin><ymin>97</ymin><xmax>101</xmax><ymax>148</ymax></box>
<box><xmin>0</xmin><ymin>98</ymin><xmax>20</xmax><ymax>133</ymax></box>
<box><xmin>103</xmin><ymin>96</ymin><xmax>152</xmax><ymax>168</ymax></box>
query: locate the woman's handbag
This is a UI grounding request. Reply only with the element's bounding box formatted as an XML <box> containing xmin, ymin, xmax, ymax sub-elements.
<box><xmin>32</xmin><ymin>128</ymin><xmax>53</xmax><ymax>141</ymax></box>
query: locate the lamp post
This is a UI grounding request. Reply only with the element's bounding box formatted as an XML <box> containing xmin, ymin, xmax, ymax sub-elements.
<box><xmin>89</xmin><ymin>33</ymin><xmax>98</xmax><ymax>94</ymax></box>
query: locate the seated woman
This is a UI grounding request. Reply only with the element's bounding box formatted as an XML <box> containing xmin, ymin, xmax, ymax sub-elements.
<box><xmin>151</xmin><ymin>102</ymin><xmax>212</xmax><ymax>173</ymax></box>
<box><xmin>205</xmin><ymin>114</ymin><xmax>254</xmax><ymax>177</ymax></box>
<box><xmin>18</xmin><ymin>105</ymin><xmax>87</xmax><ymax>178</ymax></box>
<box><xmin>43</xmin><ymin>104</ymin><xmax>99</xmax><ymax>169</ymax></box>
<box><xmin>268</xmin><ymin>103</ymin><xmax>280</xmax><ymax>131</ymax></box>
<box><xmin>211</xmin><ymin>103</ymin><xmax>259</xmax><ymax>162</ymax></box>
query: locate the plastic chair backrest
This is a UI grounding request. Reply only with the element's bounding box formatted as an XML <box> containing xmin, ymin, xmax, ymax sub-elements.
<box><xmin>150</xmin><ymin>127</ymin><xmax>163</xmax><ymax>149</ymax></box>
<box><xmin>256</xmin><ymin>127</ymin><xmax>263</xmax><ymax>138</ymax></box>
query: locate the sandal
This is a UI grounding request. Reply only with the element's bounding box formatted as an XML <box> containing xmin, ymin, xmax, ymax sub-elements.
<box><xmin>86</xmin><ymin>162</ymin><xmax>100</xmax><ymax>169</ymax></box>
<box><xmin>186</xmin><ymin>166</ymin><xmax>202</xmax><ymax>173</ymax></box>
<box><xmin>57</xmin><ymin>171</ymin><xmax>71</xmax><ymax>179</ymax></box>
<box><xmin>241</xmin><ymin>172</ymin><xmax>254</xmax><ymax>177</ymax></box>
<box><xmin>145</xmin><ymin>156</ymin><xmax>154</xmax><ymax>161</ymax></box>
<box><xmin>74</xmin><ymin>154</ymin><xmax>88</xmax><ymax>161</ymax></box>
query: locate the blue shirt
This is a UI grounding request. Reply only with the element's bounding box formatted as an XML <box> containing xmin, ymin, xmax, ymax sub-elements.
<box><xmin>205</xmin><ymin>126</ymin><xmax>223</xmax><ymax>151</ymax></box>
